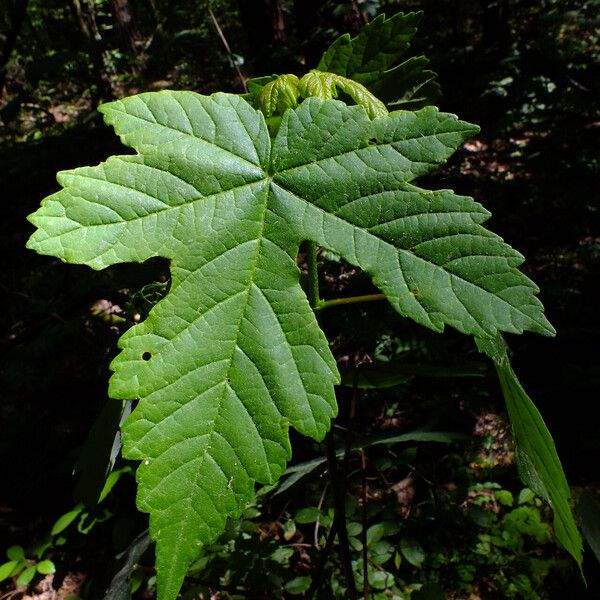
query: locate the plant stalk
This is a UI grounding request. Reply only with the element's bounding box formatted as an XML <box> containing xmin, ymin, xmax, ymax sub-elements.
<box><xmin>306</xmin><ymin>243</ymin><xmax>357</xmax><ymax>597</ymax></box>
<box><xmin>307</xmin><ymin>519</ymin><xmax>338</xmax><ymax>598</ymax></box>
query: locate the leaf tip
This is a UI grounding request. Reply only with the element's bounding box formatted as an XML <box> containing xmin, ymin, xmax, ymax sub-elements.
<box><xmin>97</xmin><ymin>99</ymin><xmax>117</xmax><ymax>118</ymax></box>
<box><xmin>540</xmin><ymin>319</ymin><xmax>557</xmax><ymax>337</ymax></box>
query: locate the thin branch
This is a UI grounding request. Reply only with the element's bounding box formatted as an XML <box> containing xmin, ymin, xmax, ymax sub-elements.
<box><xmin>207</xmin><ymin>4</ymin><xmax>247</xmax><ymax>92</ymax></box>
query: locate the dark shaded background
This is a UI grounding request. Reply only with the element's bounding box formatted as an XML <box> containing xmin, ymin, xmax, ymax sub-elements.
<box><xmin>1</xmin><ymin>0</ymin><xmax>599</xmax><ymax>597</ymax></box>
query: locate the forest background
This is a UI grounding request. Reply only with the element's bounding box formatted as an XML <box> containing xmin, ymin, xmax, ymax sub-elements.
<box><xmin>0</xmin><ymin>1</ymin><xmax>599</xmax><ymax>599</ymax></box>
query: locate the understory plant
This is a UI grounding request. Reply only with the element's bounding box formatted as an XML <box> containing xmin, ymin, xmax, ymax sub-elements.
<box><xmin>25</xmin><ymin>12</ymin><xmax>582</xmax><ymax>599</ymax></box>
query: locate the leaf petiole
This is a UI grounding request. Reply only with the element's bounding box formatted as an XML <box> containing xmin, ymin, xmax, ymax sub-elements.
<box><xmin>306</xmin><ymin>241</ymin><xmax>321</xmax><ymax>309</ymax></box>
<box><xmin>304</xmin><ymin>244</ymin><xmax>386</xmax><ymax>312</ymax></box>
<box><xmin>315</xmin><ymin>293</ymin><xmax>387</xmax><ymax>311</ymax></box>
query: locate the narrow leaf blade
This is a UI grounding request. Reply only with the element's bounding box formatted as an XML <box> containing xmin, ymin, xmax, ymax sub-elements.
<box><xmin>104</xmin><ymin>530</ymin><xmax>151</xmax><ymax>600</ymax></box>
<box><xmin>477</xmin><ymin>336</ymin><xmax>583</xmax><ymax>570</ymax></box>
<box><xmin>339</xmin><ymin>360</ymin><xmax>487</xmax><ymax>388</ymax></box>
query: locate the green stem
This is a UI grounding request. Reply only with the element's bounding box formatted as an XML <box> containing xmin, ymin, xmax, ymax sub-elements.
<box><xmin>326</xmin><ymin>433</ymin><xmax>358</xmax><ymax>600</ymax></box>
<box><xmin>316</xmin><ymin>293</ymin><xmax>386</xmax><ymax>311</ymax></box>
<box><xmin>306</xmin><ymin>241</ymin><xmax>321</xmax><ymax>309</ymax></box>
<box><xmin>307</xmin><ymin>516</ymin><xmax>338</xmax><ymax>598</ymax></box>
<box><xmin>360</xmin><ymin>449</ymin><xmax>369</xmax><ymax>600</ymax></box>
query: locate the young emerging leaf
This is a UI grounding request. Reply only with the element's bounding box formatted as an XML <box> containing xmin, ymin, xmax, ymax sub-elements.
<box><xmin>257</xmin><ymin>73</ymin><xmax>300</xmax><ymax>116</ymax></box>
<box><xmin>298</xmin><ymin>71</ymin><xmax>387</xmax><ymax>119</ymax></box>
<box><xmin>252</xmin><ymin>70</ymin><xmax>388</xmax><ymax>120</ymax></box>
<box><xmin>27</xmin><ymin>90</ymin><xmax>553</xmax><ymax>598</ymax></box>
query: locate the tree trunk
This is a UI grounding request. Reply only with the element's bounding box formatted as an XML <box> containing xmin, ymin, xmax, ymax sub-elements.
<box><xmin>0</xmin><ymin>0</ymin><xmax>30</xmax><ymax>97</ymax></box>
<box><xmin>109</xmin><ymin>0</ymin><xmax>140</xmax><ymax>54</ymax></box>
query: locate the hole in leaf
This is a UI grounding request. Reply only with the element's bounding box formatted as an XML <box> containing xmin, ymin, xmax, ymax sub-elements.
<box><xmin>142</xmin><ymin>352</ymin><xmax>152</xmax><ymax>361</ymax></box>
<box><xmin>368</xmin><ymin>137</ymin><xmax>377</xmax><ymax>145</ymax></box>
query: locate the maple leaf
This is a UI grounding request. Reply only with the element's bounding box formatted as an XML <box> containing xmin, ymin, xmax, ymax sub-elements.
<box><xmin>27</xmin><ymin>91</ymin><xmax>554</xmax><ymax>598</ymax></box>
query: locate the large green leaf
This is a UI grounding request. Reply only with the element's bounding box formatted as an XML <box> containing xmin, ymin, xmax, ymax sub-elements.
<box><xmin>27</xmin><ymin>91</ymin><xmax>552</xmax><ymax>598</ymax></box>
<box><xmin>317</xmin><ymin>12</ymin><xmax>440</xmax><ymax>109</ymax></box>
<box><xmin>477</xmin><ymin>336</ymin><xmax>583</xmax><ymax>571</ymax></box>
<box><xmin>28</xmin><ymin>92</ymin><xmax>338</xmax><ymax>599</ymax></box>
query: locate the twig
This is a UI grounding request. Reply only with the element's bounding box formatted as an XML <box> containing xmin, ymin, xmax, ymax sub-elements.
<box><xmin>284</xmin><ymin>543</ymin><xmax>313</xmax><ymax>548</ymax></box>
<box><xmin>207</xmin><ymin>4</ymin><xmax>247</xmax><ymax>92</ymax></box>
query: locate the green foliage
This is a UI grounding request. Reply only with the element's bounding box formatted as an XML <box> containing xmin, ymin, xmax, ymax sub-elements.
<box><xmin>25</xmin><ymin>88</ymin><xmax>563</xmax><ymax>597</ymax></box>
<box><xmin>479</xmin><ymin>0</ymin><xmax>599</xmax><ymax>130</ymax></box>
<box><xmin>274</xmin><ymin>428</ymin><xmax>465</xmax><ymax>498</ymax></box>
<box><xmin>164</xmin><ymin>455</ymin><xmax>567</xmax><ymax>600</ymax></box>
<box><xmin>317</xmin><ymin>12</ymin><xmax>440</xmax><ymax>109</ymax></box>
<box><xmin>437</xmin><ymin>482</ymin><xmax>561</xmax><ymax>600</ymax></box>
<box><xmin>0</xmin><ymin>465</ymin><xmax>137</xmax><ymax>594</ymax></box>
<box><xmin>0</xmin><ymin>545</ymin><xmax>56</xmax><ymax>588</ymax></box>
<box><xmin>23</xmin><ymin>12</ymin><xmax>582</xmax><ymax>600</ymax></box>
<box><xmin>50</xmin><ymin>466</ymin><xmax>132</xmax><ymax>539</ymax></box>
<box><xmin>256</xmin><ymin>73</ymin><xmax>301</xmax><ymax>116</ymax></box>
<box><xmin>247</xmin><ymin>11</ymin><xmax>440</xmax><ymax>114</ymax></box>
